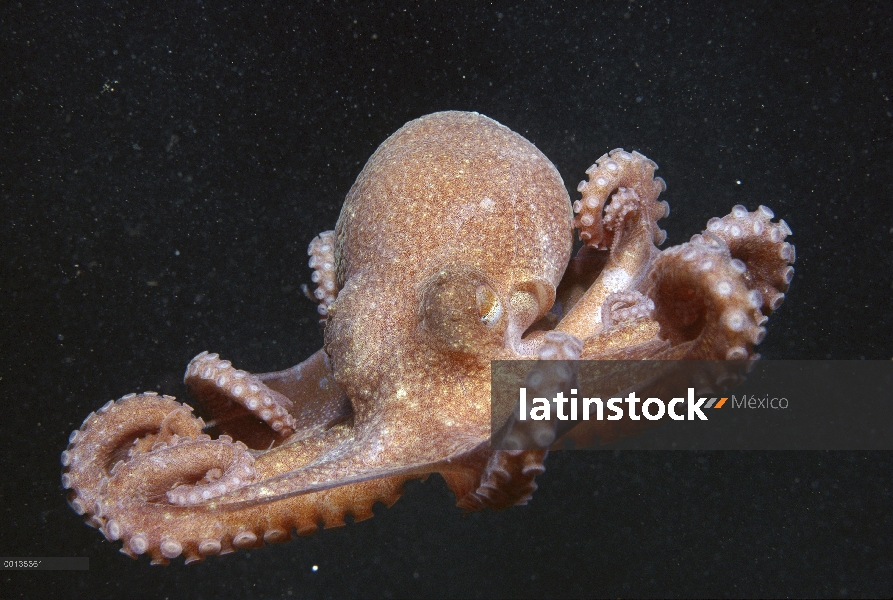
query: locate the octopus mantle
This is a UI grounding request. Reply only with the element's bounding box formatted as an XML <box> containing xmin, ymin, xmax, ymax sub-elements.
<box><xmin>62</xmin><ymin>111</ymin><xmax>795</xmax><ymax>564</ymax></box>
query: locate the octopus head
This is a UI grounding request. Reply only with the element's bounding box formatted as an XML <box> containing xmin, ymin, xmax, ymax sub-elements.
<box><xmin>326</xmin><ymin>111</ymin><xmax>573</xmax><ymax>401</ymax></box>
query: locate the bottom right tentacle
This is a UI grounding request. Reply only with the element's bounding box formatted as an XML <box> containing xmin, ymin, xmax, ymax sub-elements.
<box><xmin>643</xmin><ymin>205</ymin><xmax>794</xmax><ymax>360</ymax></box>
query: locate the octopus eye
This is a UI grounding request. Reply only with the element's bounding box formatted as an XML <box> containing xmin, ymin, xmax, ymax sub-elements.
<box><xmin>420</xmin><ymin>269</ymin><xmax>506</xmax><ymax>355</ymax></box>
<box><xmin>476</xmin><ymin>284</ymin><xmax>503</xmax><ymax>327</ymax></box>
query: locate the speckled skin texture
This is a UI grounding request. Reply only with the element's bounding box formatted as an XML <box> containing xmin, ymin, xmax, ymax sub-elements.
<box><xmin>326</xmin><ymin>112</ymin><xmax>572</xmax><ymax>458</ymax></box>
<box><xmin>61</xmin><ymin>111</ymin><xmax>794</xmax><ymax>564</ymax></box>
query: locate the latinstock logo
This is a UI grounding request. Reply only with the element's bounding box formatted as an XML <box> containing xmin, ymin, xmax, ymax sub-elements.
<box><xmin>517</xmin><ymin>387</ymin><xmax>729</xmax><ymax>422</ymax></box>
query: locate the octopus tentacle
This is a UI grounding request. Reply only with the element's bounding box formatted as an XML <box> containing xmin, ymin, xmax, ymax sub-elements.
<box><xmin>644</xmin><ymin>232</ymin><xmax>770</xmax><ymax>360</ymax></box>
<box><xmin>308</xmin><ymin>231</ymin><xmax>338</xmax><ymax>317</ymax></box>
<box><xmin>444</xmin><ymin>331</ymin><xmax>583</xmax><ymax>511</ymax></box>
<box><xmin>704</xmin><ymin>205</ymin><xmax>795</xmax><ymax>314</ymax></box>
<box><xmin>447</xmin><ymin>331</ymin><xmax>578</xmax><ymax>508</ymax></box>
<box><xmin>186</xmin><ymin>349</ymin><xmax>352</xmax><ymax>448</ymax></box>
<box><xmin>535</xmin><ymin>330</ymin><xmax>584</xmax><ymax>361</ymax></box>
<box><xmin>600</xmin><ymin>290</ymin><xmax>655</xmax><ymax>330</ymax></box>
<box><xmin>573</xmin><ymin>149</ymin><xmax>668</xmax><ymax>249</ymax></box>
<box><xmin>571</xmin><ymin>290</ymin><xmax>667</xmax><ymax>359</ymax></box>
<box><xmin>448</xmin><ymin>448</ymin><xmax>548</xmax><ymax>511</ymax></box>
<box><xmin>185</xmin><ymin>351</ymin><xmax>297</xmax><ymax>443</ymax></box>
<box><xmin>558</xmin><ymin>150</ymin><xmax>669</xmax><ymax>338</ymax></box>
<box><xmin>499</xmin><ymin>333</ymin><xmax>583</xmax><ymax>450</ymax></box>
<box><xmin>580</xmin><ymin>322</ymin><xmax>668</xmax><ymax>360</ymax></box>
<box><xmin>163</xmin><ymin>437</ymin><xmax>257</xmax><ymax>506</ymax></box>
<box><xmin>63</xmin><ymin>392</ymin><xmax>412</xmax><ymax>564</ymax></box>
<box><xmin>61</xmin><ymin>393</ymin><xmax>204</xmax><ymax>526</ymax></box>
<box><xmin>256</xmin><ymin>349</ymin><xmax>353</xmax><ymax>439</ymax></box>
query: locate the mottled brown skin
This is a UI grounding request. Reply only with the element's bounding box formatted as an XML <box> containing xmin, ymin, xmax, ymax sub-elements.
<box><xmin>325</xmin><ymin>112</ymin><xmax>572</xmax><ymax>464</ymax></box>
<box><xmin>62</xmin><ymin>111</ymin><xmax>794</xmax><ymax>564</ymax></box>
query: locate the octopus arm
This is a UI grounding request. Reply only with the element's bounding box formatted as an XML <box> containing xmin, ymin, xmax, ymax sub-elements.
<box><xmin>703</xmin><ymin>205</ymin><xmax>795</xmax><ymax>315</ymax></box>
<box><xmin>552</xmin><ymin>246</ymin><xmax>609</xmax><ymax>320</ymax></box>
<box><xmin>307</xmin><ymin>231</ymin><xmax>338</xmax><ymax>317</ymax></box>
<box><xmin>62</xmin><ymin>392</ymin><xmax>415</xmax><ymax>564</ymax></box>
<box><xmin>256</xmin><ymin>350</ymin><xmax>353</xmax><ymax>436</ymax></box>
<box><xmin>558</xmin><ymin>149</ymin><xmax>669</xmax><ymax>338</ymax></box>
<box><xmin>440</xmin><ymin>447</ymin><xmax>548</xmax><ymax>511</ymax></box>
<box><xmin>644</xmin><ymin>205</ymin><xmax>795</xmax><ymax>360</ymax></box>
<box><xmin>184</xmin><ymin>349</ymin><xmax>352</xmax><ymax>448</ymax></box>
<box><xmin>208</xmin><ymin>429</ymin><xmax>490</xmax><ymax>507</ymax></box>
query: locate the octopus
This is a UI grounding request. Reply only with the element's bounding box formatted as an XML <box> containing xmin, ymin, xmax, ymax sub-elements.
<box><xmin>61</xmin><ymin>111</ymin><xmax>795</xmax><ymax>564</ymax></box>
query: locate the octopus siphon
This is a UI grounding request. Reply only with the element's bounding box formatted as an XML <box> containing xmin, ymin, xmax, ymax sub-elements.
<box><xmin>61</xmin><ymin>111</ymin><xmax>795</xmax><ymax>564</ymax></box>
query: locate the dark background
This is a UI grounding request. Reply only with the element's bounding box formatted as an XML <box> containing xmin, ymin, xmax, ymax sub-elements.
<box><xmin>2</xmin><ymin>1</ymin><xmax>892</xmax><ymax>598</ymax></box>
